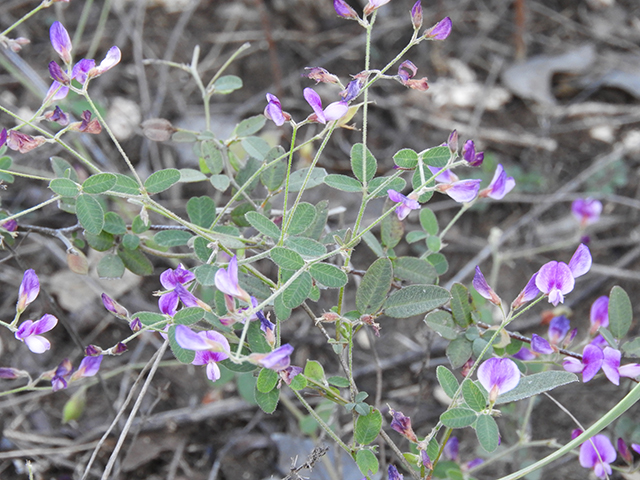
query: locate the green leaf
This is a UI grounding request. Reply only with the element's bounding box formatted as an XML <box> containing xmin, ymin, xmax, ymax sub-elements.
<box><xmin>309</xmin><ymin>263</ymin><xmax>348</xmax><ymax>288</ymax></box>
<box><xmin>0</xmin><ymin>156</ymin><xmax>14</xmax><ymax>183</ymax></box>
<box><xmin>622</xmin><ymin>337</ymin><xmax>640</xmax><ymax>357</ymax></box>
<box><xmin>97</xmin><ymin>254</ymin><xmax>125</xmax><ymax>279</ymax></box>
<box><xmin>324</xmin><ymin>174</ymin><xmax>362</xmax><ymax>192</ymax></box>
<box><xmin>144</xmin><ymin>168</ymin><xmax>181</xmax><ymax>194</ymax></box>
<box><xmin>476</xmin><ymin>414</ymin><xmax>500</xmax><ymax>453</ymax></box>
<box><xmin>496</xmin><ymin>371</ymin><xmax>578</xmax><ymax>404</ymax></box>
<box><xmin>200</xmin><ymin>140</ymin><xmax>224</xmax><ymax>175</ymax></box>
<box><xmin>257</xmin><ymin>368</ymin><xmax>279</xmax><ymax>393</ymax></box>
<box><xmin>362</xmin><ymin>231</ymin><xmax>385</xmax><ymax>258</ymax></box>
<box><xmin>186</xmin><ymin>196</ymin><xmax>216</xmax><ymax>228</ymax></box>
<box><xmin>261</xmin><ymin>155</ymin><xmax>286</xmax><ymax>191</ymax></box>
<box><xmin>103</xmin><ymin>212</ymin><xmax>126</xmax><ymax>235</ymax></box>
<box><xmin>118</xmin><ymin>247</ymin><xmax>153</xmax><ymax>276</ymax></box>
<box><xmin>213</xmin><ymin>75</ymin><xmax>243</xmax><ymax>94</ymax></box>
<box><xmin>132</xmin><ymin>215</ymin><xmax>149</xmax><ymax>233</ymax></box>
<box><xmin>274</xmin><ymin>294</ymin><xmax>291</xmax><ymax>321</ymax></box>
<box><xmin>194</xmin><ymin>264</ymin><xmax>217</xmax><ymax>286</ymax></box>
<box><xmin>76</xmin><ymin>194</ymin><xmax>104</xmax><ymax>234</ymax></box>
<box><xmin>135</xmin><ymin>311</ymin><xmax>166</xmax><ymax>327</ymax></box>
<box><xmin>440</xmin><ymin>408</ymin><xmax>477</xmax><ymax>428</ymax></box>
<box><xmin>354</xmin><ymin>409</ymin><xmax>382</xmax><ymax>445</ymax></box>
<box><xmin>284</xmin><ymin>237</ymin><xmax>327</xmax><ymax>259</ymax></box>
<box><xmin>282</xmin><ymin>271</ymin><xmax>313</xmax><ymax>308</ymax></box>
<box><xmin>50</xmin><ymin>178</ymin><xmax>80</xmax><ymax>197</ymax></box>
<box><xmin>193</xmin><ymin>236</ymin><xmax>213</xmax><ymax>262</ymax></box>
<box><xmin>290</xmin><ymin>373</ymin><xmax>307</xmax><ymax>391</ymax></box>
<box><xmin>287</xmin><ymin>167</ymin><xmax>327</xmax><ymax>192</ymax></box>
<box><xmin>436</xmin><ymin>366</ymin><xmax>459</xmax><ymax>399</ymax></box>
<box><xmin>173</xmin><ymin>307</ymin><xmax>205</xmax><ymax>325</ymax></box>
<box><xmin>122</xmin><ymin>233</ymin><xmax>140</xmax><ymax>250</ymax></box>
<box><xmin>168</xmin><ymin>325</ymin><xmax>196</xmax><ymax>364</ymax></box>
<box><xmin>154</xmin><ymin>230</ymin><xmax>193</xmax><ymax>247</ymax></box>
<box><xmin>219</xmin><ymin>358</ymin><xmax>257</xmax><ymax>373</ymax></box>
<box><xmin>394</xmin><ymin>256</ymin><xmax>437</xmax><ymax>285</ymax></box>
<box><xmin>367</xmin><ymin>176</ymin><xmax>406</xmax><ymax>198</ymax></box>
<box><xmin>384</xmin><ymin>285</ymin><xmax>451</xmax><ymax>318</ymax></box>
<box><xmin>179</xmin><ymin>168</ymin><xmax>207</xmax><ymax>183</ymax></box>
<box><xmin>462</xmin><ymin>380</ymin><xmax>487</xmax><ymax>412</ymax></box>
<box><xmin>304</xmin><ymin>360</ymin><xmax>326</xmax><ymax>384</ymax></box>
<box><xmin>238</xmin><ymin>272</ymin><xmax>272</xmax><ymax>300</ymax></box>
<box><xmin>255</xmin><ymin>386</ymin><xmax>280</xmax><ymax>413</ymax></box>
<box><xmin>287</xmin><ymin>202</ymin><xmax>316</xmax><ymax>235</ymax></box>
<box><xmin>427</xmin><ymin>235</ymin><xmax>441</xmax><ymax>252</ymax></box>
<box><xmin>85</xmin><ymin>230</ymin><xmax>114</xmax><ymax>251</ymax></box>
<box><xmin>421</xmin><ymin>146</ymin><xmax>451</xmax><ymax>168</ymax></box>
<box><xmin>242</xmin><ymin>136</ymin><xmax>271</xmax><ymax>160</ymax></box>
<box><xmin>245</xmin><ymin>211</ymin><xmax>280</xmax><ymax>240</ymax></box>
<box><xmin>271</xmin><ymin>247</ymin><xmax>304</xmax><ymax>270</ymax></box>
<box><xmin>356</xmin><ymin>258</ymin><xmax>393</xmax><ymax>315</ymax></box>
<box><xmin>420</xmin><ymin>208</ymin><xmax>439</xmax><ymax>234</ymax></box>
<box><xmin>356</xmin><ymin>449</ymin><xmax>379</xmax><ymax>477</ymax></box>
<box><xmin>50</xmin><ymin>156</ymin><xmax>78</xmax><ymax>181</ymax></box>
<box><xmin>304</xmin><ymin>200</ymin><xmax>329</xmax><ymax>241</ymax></box>
<box><xmin>381</xmin><ymin>208</ymin><xmax>403</xmax><ymax>249</ymax></box>
<box><xmin>450</xmin><ymin>283</ymin><xmax>474</xmax><ymax>328</ymax></box>
<box><xmin>609</xmin><ymin>286</ymin><xmax>632</xmax><ymax>339</ymax></box>
<box><xmin>393</xmin><ymin>148</ymin><xmax>418</xmax><ymax>169</ymax></box>
<box><xmin>425</xmin><ymin>310</ymin><xmax>458</xmax><ymax>340</ymax></box>
<box><xmin>111</xmin><ymin>173</ymin><xmax>140</xmax><ymax>195</ymax></box>
<box><xmin>328</xmin><ymin>376</ymin><xmax>350</xmax><ymax>388</ymax></box>
<box><xmin>209</xmin><ymin>174</ymin><xmax>230</xmax><ymax>191</ymax></box>
<box><xmin>446</xmin><ymin>335</ymin><xmax>473</xmax><ymax>369</ymax></box>
<box><xmin>231</xmin><ymin>202</ymin><xmax>256</xmax><ymax>227</ymax></box>
<box><xmin>172</xmin><ymin>131</ymin><xmax>197</xmax><ymax>142</ymax></box>
<box><xmin>235</xmin><ymin>115</ymin><xmax>266</xmax><ymax>137</ymax></box>
<box><xmin>247</xmin><ymin>320</ymin><xmax>271</xmax><ymax>354</ymax></box>
<box><xmin>428</xmin><ymin>253</ymin><xmax>449</xmax><ymax>275</ymax></box>
<box><xmin>598</xmin><ymin>327</ymin><xmax>618</xmax><ymax>349</ymax></box>
<box><xmin>351</xmin><ymin>143</ymin><xmax>377</xmax><ymax>184</ymax></box>
<box><xmin>82</xmin><ymin>173</ymin><xmax>116</xmax><ymax>194</ymax></box>
<box><xmin>236</xmin><ymin>157</ymin><xmax>261</xmax><ymax>192</ymax></box>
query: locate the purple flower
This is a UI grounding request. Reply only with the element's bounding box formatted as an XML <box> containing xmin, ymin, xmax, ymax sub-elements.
<box><xmin>512</xmin><ymin>347</ymin><xmax>537</xmax><ymax>361</ymax></box>
<box><xmin>479</xmin><ymin>164</ymin><xmax>515</xmax><ymax>200</ymax></box>
<box><xmin>130</xmin><ymin>317</ymin><xmax>142</xmax><ymax>332</ymax></box>
<box><xmin>215</xmin><ymin>256</ymin><xmax>251</xmax><ymax>304</ymax></box>
<box><xmin>174</xmin><ymin>325</ymin><xmax>231</xmax><ymax>382</ymax></box>
<box><xmin>602</xmin><ymin>347</ymin><xmax>640</xmax><ymax>386</ymax></box>
<box><xmin>51</xmin><ymin>358</ymin><xmax>73</xmax><ymax>391</ymax></box>
<box><xmin>70</xmin><ymin>356</ymin><xmax>103</xmax><ymax>381</ymax></box>
<box><xmin>250</xmin><ymin>344</ymin><xmax>294</xmax><ymax>372</ymax></box>
<box><xmin>424</xmin><ymin>17</ymin><xmax>452</xmax><ymax>40</ymax></box>
<box><xmin>387</xmin><ymin>189</ymin><xmax>420</xmax><ymax>220</ymax></box>
<box><xmin>535</xmin><ymin>244</ymin><xmax>591</xmax><ymax>306</ymax></box>
<box><xmin>465</xmin><ymin>458</ymin><xmax>484</xmax><ymax>470</ymax></box>
<box><xmin>14</xmin><ymin>314</ymin><xmax>58</xmax><ymax>353</ymax></box>
<box><xmin>280</xmin><ymin>365</ymin><xmax>303</xmax><ymax>385</ymax></box>
<box><xmin>340</xmin><ymin>79</ymin><xmax>362</xmax><ymax>102</ymax></box>
<box><xmin>472</xmin><ymin>266</ymin><xmax>501</xmax><ymax>305</ymax></box>
<box><xmin>388</xmin><ymin>465</ymin><xmax>403</xmax><ymax>480</ymax></box>
<box><xmin>0</xmin><ymin>368</ymin><xmax>26</xmax><ymax>380</ymax></box>
<box><xmin>304</xmin><ymin>67</ymin><xmax>340</xmax><ymax>84</ymax></box>
<box><xmin>85</xmin><ymin>345</ymin><xmax>102</xmax><ymax>356</ymax></box>
<box><xmin>49</xmin><ymin>61</ymin><xmax>69</xmax><ymax>84</ymax></box>
<box><xmin>447</xmin><ymin>130</ymin><xmax>458</xmax><ymax>154</ymax></box>
<box><xmin>590</xmin><ymin>334</ymin><xmax>608</xmax><ymax>349</ymax></box>
<box><xmin>17</xmin><ymin>269</ymin><xmax>39</xmax><ymax>313</ymax></box>
<box><xmin>364</xmin><ymin>0</ymin><xmax>391</xmax><ymax>16</ymax></box>
<box><xmin>6</xmin><ymin>131</ymin><xmax>46</xmax><ymax>153</ymax></box>
<box><xmin>462</xmin><ymin>140</ymin><xmax>484</xmax><ymax>167</ymax></box>
<box><xmin>632</xmin><ymin>443</ymin><xmax>640</xmax><ymax>455</ymax></box>
<box><xmin>43</xmin><ymin>106</ymin><xmax>70</xmax><ymax>126</ymax></box>
<box><xmin>572</xmin><ymin>198</ymin><xmax>602</xmax><ymax>227</ymax></box>
<box><xmin>477</xmin><ymin>357</ymin><xmax>520</xmax><ymax>402</ymax></box>
<box><xmin>88</xmin><ymin>46</ymin><xmax>122</xmax><ymax>78</ymax></box>
<box><xmin>437</xmin><ymin>179</ymin><xmax>481</xmax><ymax>203</ymax></box>
<box><xmin>333</xmin><ymin>0</ymin><xmax>358</xmax><ymax>19</ymax></box>
<box><xmin>101</xmin><ymin>293</ymin><xmax>129</xmax><ymax>318</ymax></box>
<box><xmin>50</xmin><ymin>22</ymin><xmax>72</xmax><ymax>64</ymax></box>
<box><xmin>563</xmin><ymin>344</ymin><xmax>603</xmax><ymax>382</ymax></box>
<box><xmin>158</xmin><ymin>264</ymin><xmax>201</xmax><ymax>316</ymax></box>
<box><xmin>548</xmin><ymin>315</ymin><xmax>571</xmax><ymax>345</ymax></box>
<box><xmin>389</xmin><ymin>408</ymin><xmax>418</xmax><ymax>442</ymax></box>
<box><xmin>579</xmin><ymin>435</ymin><xmax>616</xmax><ymax>479</ymax></box>
<box><xmin>264</xmin><ymin>93</ymin><xmax>289</xmax><ymax>126</ymax></box>
<box><xmin>0</xmin><ymin>128</ymin><xmax>6</xmax><ymax>147</ymax></box>
<box><xmin>511</xmin><ymin>273</ymin><xmax>539</xmax><ymax>310</ymax></box>
<box><xmin>72</xmin><ymin>58</ymin><xmax>96</xmax><ymax>84</ymax></box>
<box><xmin>589</xmin><ymin>296</ymin><xmax>609</xmax><ymax>335</ymax></box>
<box><xmin>303</xmin><ymin>88</ymin><xmax>348</xmax><ymax>124</ymax></box>
<box><xmin>444</xmin><ymin>436</ymin><xmax>459</xmax><ymax>461</ymax></box>
<box><xmin>397</xmin><ymin>60</ymin><xmax>429</xmax><ymax>91</ymax></box>
<box><xmin>531</xmin><ymin>334</ymin><xmax>554</xmax><ymax>355</ymax></box>
<box><xmin>420</xmin><ymin>449</ymin><xmax>432</xmax><ymax>469</ymax></box>
<box><xmin>618</xmin><ymin>438</ymin><xmax>633</xmax><ymax>464</ymax></box>
<box><xmin>411</xmin><ymin>1</ymin><xmax>423</xmax><ymax>30</ymax></box>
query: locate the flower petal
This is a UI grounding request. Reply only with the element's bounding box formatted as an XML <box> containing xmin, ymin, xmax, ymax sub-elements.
<box><xmin>568</xmin><ymin>244</ymin><xmax>592</xmax><ymax>278</ymax></box>
<box><xmin>303</xmin><ymin>88</ymin><xmax>326</xmax><ymax>123</ymax></box>
<box><xmin>477</xmin><ymin>357</ymin><xmax>520</xmax><ymax>395</ymax></box>
<box><xmin>24</xmin><ymin>335</ymin><xmax>51</xmax><ymax>354</ymax></box>
<box><xmin>50</xmin><ymin>22</ymin><xmax>72</xmax><ymax>64</ymax></box>
<box><xmin>602</xmin><ymin>347</ymin><xmax>621</xmax><ymax>385</ymax></box>
<box><xmin>444</xmin><ymin>179</ymin><xmax>481</xmax><ymax>203</ymax></box>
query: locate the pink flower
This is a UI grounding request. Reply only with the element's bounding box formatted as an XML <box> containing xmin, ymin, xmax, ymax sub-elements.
<box><xmin>589</xmin><ymin>296</ymin><xmax>609</xmax><ymax>335</ymax></box>
<box><xmin>601</xmin><ymin>347</ymin><xmax>640</xmax><ymax>386</ymax></box>
<box><xmin>563</xmin><ymin>344</ymin><xmax>603</xmax><ymax>382</ymax></box>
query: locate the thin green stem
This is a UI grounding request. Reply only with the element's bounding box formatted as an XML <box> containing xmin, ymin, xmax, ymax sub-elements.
<box><xmin>1</xmin><ymin>1</ymin><xmax>47</xmax><ymax>37</ymax></box>
<box><xmin>1</xmin><ymin>196</ymin><xmax>61</xmax><ymax>225</ymax></box>
<box><xmin>279</xmin><ymin>125</ymin><xmax>299</xmax><ymax>244</ymax></box>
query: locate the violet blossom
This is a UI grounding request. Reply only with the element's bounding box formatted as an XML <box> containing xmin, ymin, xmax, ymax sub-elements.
<box><xmin>618</xmin><ymin>438</ymin><xmax>633</xmax><ymax>464</ymax></box>
<box><xmin>447</xmin><ymin>130</ymin><xmax>459</xmax><ymax>154</ymax></box>
<box><xmin>251</xmin><ymin>344</ymin><xmax>294</xmax><ymax>371</ymax></box>
<box><xmin>303</xmin><ymin>88</ymin><xmax>348</xmax><ymax>124</ymax></box>
<box><xmin>43</xmin><ymin>106</ymin><xmax>70</xmax><ymax>126</ymax></box>
<box><xmin>472</xmin><ymin>266</ymin><xmax>501</xmax><ymax>305</ymax></box>
<box><xmin>15</xmin><ymin>314</ymin><xmax>58</xmax><ymax>353</ymax></box>
<box><xmin>572</xmin><ymin>198</ymin><xmax>602</xmax><ymax>227</ymax></box>
<box><xmin>101</xmin><ymin>293</ymin><xmax>129</xmax><ymax>318</ymax></box>
<box><xmin>428</xmin><ymin>166</ymin><xmax>481</xmax><ymax>203</ymax></box>
<box><xmin>601</xmin><ymin>347</ymin><xmax>640</xmax><ymax>386</ymax></box>
<box><xmin>389</xmin><ymin>408</ymin><xmax>418</xmax><ymax>442</ymax></box>
<box><xmin>511</xmin><ymin>273</ymin><xmax>539</xmax><ymax>310</ymax></box>
<box><xmin>333</xmin><ymin>0</ymin><xmax>358</xmax><ymax>19</ymax></box>
<box><xmin>264</xmin><ymin>93</ymin><xmax>289</xmax><ymax>126</ymax></box>
<box><xmin>174</xmin><ymin>325</ymin><xmax>231</xmax><ymax>382</ymax></box>
<box><xmin>548</xmin><ymin>315</ymin><xmax>571</xmax><ymax>346</ymax></box>
<box><xmin>411</xmin><ymin>1</ymin><xmax>423</xmax><ymax>30</ymax></box>
<box><xmin>364</xmin><ymin>0</ymin><xmax>391</xmax><ymax>16</ymax></box>
<box><xmin>50</xmin><ymin>356</ymin><xmax>102</xmax><ymax>391</ymax></box>
<box><xmin>70</xmin><ymin>356</ymin><xmax>103</xmax><ymax>381</ymax></box>
<box><xmin>535</xmin><ymin>244</ymin><xmax>591</xmax><ymax>306</ymax></box>
<box><xmin>16</xmin><ymin>269</ymin><xmax>39</xmax><ymax>313</ymax></box>
<box><xmin>479</xmin><ymin>164</ymin><xmax>515</xmax><ymax>200</ymax></box>
<box><xmin>589</xmin><ymin>295</ymin><xmax>609</xmax><ymax>335</ymax></box>
<box><xmin>396</xmin><ymin>60</ymin><xmax>429</xmax><ymax>91</ymax></box>
<box><xmin>563</xmin><ymin>344</ymin><xmax>603</xmax><ymax>382</ymax></box>
<box><xmin>50</xmin><ymin>21</ymin><xmax>72</xmax><ymax>64</ymax></box>
<box><xmin>424</xmin><ymin>17</ymin><xmax>452</xmax><ymax>40</ymax></box>
<box><xmin>387</xmin><ymin>189</ymin><xmax>420</xmax><ymax>220</ymax></box>
<box><xmin>579</xmin><ymin>435</ymin><xmax>616</xmax><ymax>479</ymax></box>
<box><xmin>6</xmin><ymin>130</ymin><xmax>46</xmax><ymax>153</ymax></box>
<box><xmin>388</xmin><ymin>465</ymin><xmax>403</xmax><ymax>480</ymax></box>
<box><xmin>443</xmin><ymin>436</ymin><xmax>459</xmax><ymax>461</ymax></box>
<box><xmin>158</xmin><ymin>264</ymin><xmax>202</xmax><ymax>316</ymax></box>
<box><xmin>477</xmin><ymin>357</ymin><xmax>520</xmax><ymax>402</ymax></box>
<box><xmin>215</xmin><ymin>256</ymin><xmax>251</xmax><ymax>305</ymax></box>
<box><xmin>462</xmin><ymin>140</ymin><xmax>484</xmax><ymax>167</ymax></box>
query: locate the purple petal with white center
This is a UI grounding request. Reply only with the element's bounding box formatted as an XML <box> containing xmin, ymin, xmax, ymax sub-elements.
<box><xmin>579</xmin><ymin>435</ymin><xmax>616</xmax><ymax>478</ymax></box>
<box><xmin>91</xmin><ymin>46</ymin><xmax>121</xmax><ymax>77</ymax></box>
<box><xmin>582</xmin><ymin>344</ymin><xmax>604</xmax><ymax>382</ymax></box>
<box><xmin>158</xmin><ymin>290</ymin><xmax>179</xmax><ymax>316</ymax></box>
<box><xmin>32</xmin><ymin>314</ymin><xmax>58</xmax><ymax>334</ymax></box>
<box><xmin>323</xmin><ymin>100</ymin><xmax>349</xmax><ymax>121</ymax></box>
<box><xmin>205</xmin><ymin>362</ymin><xmax>222</xmax><ymax>382</ymax></box>
<box><xmin>425</xmin><ymin>17</ymin><xmax>452</xmax><ymax>40</ymax></box>
<box><xmin>531</xmin><ymin>334</ymin><xmax>554</xmax><ymax>355</ymax></box>
<box><xmin>174</xmin><ymin>325</ymin><xmax>213</xmax><ymax>351</ymax></box>
<box><xmin>513</xmin><ymin>347</ymin><xmax>536</xmax><ymax>361</ymax></box>
<box><xmin>563</xmin><ymin>357</ymin><xmax>583</xmax><ymax>374</ymax></box>
<box><xmin>215</xmin><ymin>256</ymin><xmax>245</xmax><ymax>298</ymax></box>
<box><xmin>265</xmin><ymin>93</ymin><xmax>285</xmax><ymax>126</ymax></box>
<box><xmin>259</xmin><ymin>344</ymin><xmax>294</xmax><ymax>371</ymax></box>
<box><xmin>548</xmin><ymin>315</ymin><xmax>570</xmax><ymax>344</ymax></box>
<box><xmin>50</xmin><ymin>22</ymin><xmax>72</xmax><ymax>64</ymax></box>
<box><xmin>24</xmin><ymin>335</ymin><xmax>51</xmax><ymax>354</ymax></box>
<box><xmin>72</xmin><ymin>58</ymin><xmax>95</xmax><ymax>84</ymax></box>
<box><xmin>388</xmin><ymin>189</ymin><xmax>420</xmax><ymax>220</ymax></box>
<box><xmin>568</xmin><ymin>244</ymin><xmax>591</xmax><ymax>278</ymax></box>
<box><xmin>477</xmin><ymin>357</ymin><xmax>520</xmax><ymax>396</ymax></box>
<box><xmin>444</xmin><ymin>179</ymin><xmax>481</xmax><ymax>203</ymax></box>
<box><xmin>160</xmin><ymin>268</ymin><xmax>178</xmax><ymax>289</ymax></box>
<box><xmin>483</xmin><ymin>164</ymin><xmax>515</xmax><ymax>200</ymax></box>
<box><xmin>603</xmin><ymin>347</ymin><xmax>621</xmax><ymax>385</ymax></box>
<box><xmin>17</xmin><ymin>269</ymin><xmax>40</xmax><ymax>312</ymax></box>
<box><xmin>619</xmin><ymin>363</ymin><xmax>640</xmax><ymax>379</ymax></box>
<box><xmin>535</xmin><ymin>261</ymin><xmax>574</xmax><ymax>306</ymax></box>
<box><xmin>303</xmin><ymin>88</ymin><xmax>326</xmax><ymax>123</ymax></box>
<box><xmin>473</xmin><ymin>266</ymin><xmax>501</xmax><ymax>305</ymax></box>
<box><xmin>572</xmin><ymin>198</ymin><xmax>602</xmax><ymax>226</ymax></box>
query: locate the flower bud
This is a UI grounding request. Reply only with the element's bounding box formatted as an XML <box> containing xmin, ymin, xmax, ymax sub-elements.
<box><xmin>102</xmin><ymin>293</ymin><xmax>129</xmax><ymax>318</ymax></box>
<box><xmin>303</xmin><ymin>67</ymin><xmax>339</xmax><ymax>84</ymax></box>
<box><xmin>50</xmin><ymin>22</ymin><xmax>72</xmax><ymax>64</ymax></box>
<box><xmin>333</xmin><ymin>0</ymin><xmax>359</xmax><ymax>19</ymax></box>
<box><xmin>447</xmin><ymin>130</ymin><xmax>458</xmax><ymax>154</ymax></box>
<box><xmin>411</xmin><ymin>1</ymin><xmax>423</xmax><ymax>30</ymax></box>
<box><xmin>424</xmin><ymin>17</ymin><xmax>452</xmax><ymax>40</ymax></box>
<box><xmin>130</xmin><ymin>317</ymin><xmax>142</xmax><ymax>332</ymax></box>
<box><xmin>141</xmin><ymin>118</ymin><xmax>176</xmax><ymax>142</ymax></box>
<box><xmin>17</xmin><ymin>269</ymin><xmax>40</xmax><ymax>314</ymax></box>
<box><xmin>85</xmin><ymin>345</ymin><xmax>103</xmax><ymax>356</ymax></box>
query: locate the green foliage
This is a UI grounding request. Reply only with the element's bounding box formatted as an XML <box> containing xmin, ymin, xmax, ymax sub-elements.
<box><xmin>256</xmin><ymin>368</ymin><xmax>279</xmax><ymax>393</ymax></box>
<box><xmin>356</xmin><ymin>449</ymin><xmax>379</xmax><ymax>477</ymax></box>
<box><xmin>356</xmin><ymin>258</ymin><xmax>393</xmax><ymax>315</ymax></box>
<box><xmin>394</xmin><ymin>256</ymin><xmax>437</xmax><ymax>285</ymax></box>
<box><xmin>144</xmin><ymin>168</ymin><xmax>181</xmax><ymax>194</ymax></box>
<box><xmin>450</xmin><ymin>283</ymin><xmax>475</xmax><ymax>328</ymax></box>
<box><xmin>50</xmin><ymin>178</ymin><xmax>80</xmax><ymax>197</ymax></box>
<box><xmin>393</xmin><ymin>148</ymin><xmax>418</xmax><ymax>169</ymax></box>
<box><xmin>270</xmin><ymin>247</ymin><xmax>305</xmax><ymax>270</ymax></box>
<box><xmin>154</xmin><ymin>230</ymin><xmax>192</xmax><ymax>247</ymax></box>
<box><xmin>118</xmin><ymin>247</ymin><xmax>153</xmax><ymax>276</ymax></box>
<box><xmin>309</xmin><ymin>263</ymin><xmax>348</xmax><ymax>288</ymax></box>
<box><xmin>212</xmin><ymin>75</ymin><xmax>243</xmax><ymax>94</ymax></box>
<box><xmin>384</xmin><ymin>285</ymin><xmax>451</xmax><ymax>318</ymax></box>
<box><xmin>351</xmin><ymin>143</ymin><xmax>377</xmax><ymax>184</ymax></box>
<box><xmin>495</xmin><ymin>371</ymin><xmax>578</xmax><ymax>404</ymax></box>
<box><xmin>354</xmin><ymin>409</ymin><xmax>382</xmax><ymax>445</ymax></box>
<box><xmin>421</xmin><ymin>146</ymin><xmax>451</xmax><ymax>168</ymax></box>
<box><xmin>76</xmin><ymin>194</ymin><xmax>104</xmax><ymax>234</ymax></box>
<box><xmin>324</xmin><ymin>174</ymin><xmax>362</xmax><ymax>192</ymax></box>
<box><xmin>168</xmin><ymin>326</ymin><xmax>196</xmax><ymax>364</ymax></box>
<box><xmin>82</xmin><ymin>173</ymin><xmax>117</xmax><ymax>194</ymax></box>
<box><xmin>97</xmin><ymin>254</ymin><xmax>125</xmax><ymax>279</ymax></box>
<box><xmin>255</xmin><ymin>387</ymin><xmax>280</xmax><ymax>414</ymax></box>
<box><xmin>436</xmin><ymin>365</ymin><xmax>459</xmax><ymax>399</ymax></box>
<box><xmin>462</xmin><ymin>380</ymin><xmax>487</xmax><ymax>412</ymax></box>
<box><xmin>609</xmin><ymin>286</ymin><xmax>632</xmax><ymax>339</ymax></box>
<box><xmin>288</xmin><ymin>202</ymin><xmax>316</xmax><ymax>235</ymax></box>
<box><xmin>476</xmin><ymin>414</ymin><xmax>500</xmax><ymax>453</ymax></box>
<box><xmin>425</xmin><ymin>311</ymin><xmax>457</xmax><ymax>340</ymax></box>
<box><xmin>245</xmin><ymin>211</ymin><xmax>280</xmax><ymax>240</ymax></box>
<box><xmin>187</xmin><ymin>196</ymin><xmax>216</xmax><ymax>228</ymax></box>
<box><xmin>173</xmin><ymin>307</ymin><xmax>205</xmax><ymax>326</ymax></box>
<box><xmin>440</xmin><ymin>407</ymin><xmax>477</xmax><ymax>428</ymax></box>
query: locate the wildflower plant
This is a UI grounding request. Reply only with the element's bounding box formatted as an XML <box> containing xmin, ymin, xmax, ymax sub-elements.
<box><xmin>1</xmin><ymin>2</ymin><xmax>640</xmax><ymax>480</ymax></box>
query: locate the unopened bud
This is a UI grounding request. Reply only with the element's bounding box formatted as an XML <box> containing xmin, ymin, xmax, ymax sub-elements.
<box><xmin>411</xmin><ymin>1</ymin><xmax>423</xmax><ymax>30</ymax></box>
<box><xmin>67</xmin><ymin>250</ymin><xmax>89</xmax><ymax>275</ymax></box>
<box><xmin>141</xmin><ymin>118</ymin><xmax>176</xmax><ymax>142</ymax></box>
